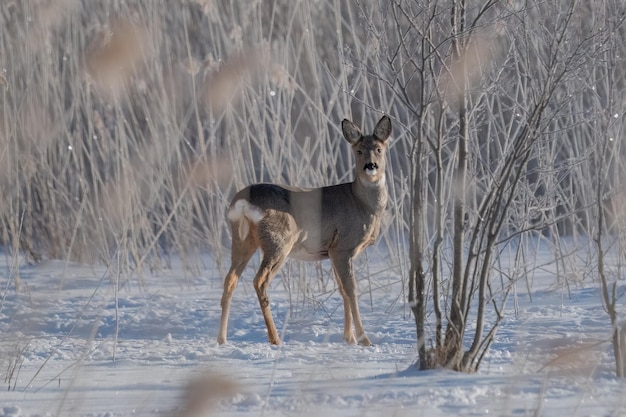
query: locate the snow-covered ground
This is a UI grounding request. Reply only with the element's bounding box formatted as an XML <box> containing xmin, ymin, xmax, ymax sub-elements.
<box><xmin>1</xmin><ymin>248</ymin><xmax>625</xmax><ymax>417</ymax></box>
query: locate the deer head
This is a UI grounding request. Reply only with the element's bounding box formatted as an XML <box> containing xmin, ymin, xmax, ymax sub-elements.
<box><xmin>342</xmin><ymin>115</ymin><xmax>392</xmax><ymax>186</ymax></box>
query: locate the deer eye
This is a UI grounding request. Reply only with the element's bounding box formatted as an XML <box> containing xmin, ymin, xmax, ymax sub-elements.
<box><xmin>377</xmin><ymin>148</ymin><xmax>382</xmax><ymax>154</ymax></box>
<box><xmin>357</xmin><ymin>150</ymin><xmax>363</xmax><ymax>155</ymax></box>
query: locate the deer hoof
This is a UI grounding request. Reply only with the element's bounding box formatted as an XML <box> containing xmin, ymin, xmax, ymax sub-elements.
<box><xmin>358</xmin><ymin>335</ymin><xmax>372</xmax><ymax>347</ymax></box>
<box><xmin>269</xmin><ymin>337</ymin><xmax>281</xmax><ymax>345</ymax></box>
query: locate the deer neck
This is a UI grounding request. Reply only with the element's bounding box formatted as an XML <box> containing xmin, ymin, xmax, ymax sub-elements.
<box><xmin>352</xmin><ymin>174</ymin><xmax>387</xmax><ymax>214</ymax></box>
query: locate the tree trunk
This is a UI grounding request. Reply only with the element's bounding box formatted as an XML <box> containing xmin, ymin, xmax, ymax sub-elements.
<box><xmin>409</xmin><ymin>125</ymin><xmax>427</xmax><ymax>370</ymax></box>
<box><xmin>613</xmin><ymin>324</ymin><xmax>624</xmax><ymax>378</ymax></box>
<box><xmin>444</xmin><ymin>0</ymin><xmax>468</xmax><ymax>370</ymax></box>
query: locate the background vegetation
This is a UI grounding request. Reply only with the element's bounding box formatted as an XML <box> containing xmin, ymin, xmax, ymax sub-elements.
<box><xmin>0</xmin><ymin>0</ymin><xmax>625</xmax><ymax>373</ymax></box>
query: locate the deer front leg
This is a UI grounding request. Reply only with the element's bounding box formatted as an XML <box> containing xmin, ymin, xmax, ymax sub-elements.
<box><xmin>330</xmin><ymin>250</ymin><xmax>372</xmax><ymax>346</ymax></box>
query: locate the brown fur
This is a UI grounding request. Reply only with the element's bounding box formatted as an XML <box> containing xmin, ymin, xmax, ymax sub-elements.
<box><xmin>217</xmin><ymin>115</ymin><xmax>392</xmax><ymax>346</ymax></box>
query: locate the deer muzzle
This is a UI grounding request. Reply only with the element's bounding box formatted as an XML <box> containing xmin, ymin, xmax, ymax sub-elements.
<box><xmin>364</xmin><ymin>162</ymin><xmax>378</xmax><ymax>176</ymax></box>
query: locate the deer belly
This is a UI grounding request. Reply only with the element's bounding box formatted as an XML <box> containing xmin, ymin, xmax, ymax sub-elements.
<box><xmin>288</xmin><ymin>244</ymin><xmax>328</xmax><ymax>262</ymax></box>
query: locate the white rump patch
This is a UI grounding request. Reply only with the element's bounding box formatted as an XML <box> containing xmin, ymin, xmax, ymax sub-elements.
<box><xmin>228</xmin><ymin>199</ymin><xmax>264</xmax><ymax>240</ymax></box>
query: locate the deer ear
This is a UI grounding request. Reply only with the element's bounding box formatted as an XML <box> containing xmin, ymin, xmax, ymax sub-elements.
<box><xmin>373</xmin><ymin>115</ymin><xmax>391</xmax><ymax>142</ymax></box>
<box><xmin>342</xmin><ymin>119</ymin><xmax>362</xmax><ymax>145</ymax></box>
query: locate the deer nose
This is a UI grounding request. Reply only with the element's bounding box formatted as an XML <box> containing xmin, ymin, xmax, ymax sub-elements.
<box><xmin>364</xmin><ymin>162</ymin><xmax>378</xmax><ymax>171</ymax></box>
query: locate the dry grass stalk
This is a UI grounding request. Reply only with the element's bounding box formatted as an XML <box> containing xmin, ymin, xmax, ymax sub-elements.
<box><xmin>203</xmin><ymin>47</ymin><xmax>269</xmax><ymax>114</ymax></box>
<box><xmin>87</xmin><ymin>21</ymin><xmax>150</xmax><ymax>97</ymax></box>
<box><xmin>538</xmin><ymin>339</ymin><xmax>605</xmax><ymax>375</ymax></box>
<box><xmin>175</xmin><ymin>373</ymin><xmax>238</xmax><ymax>417</ymax></box>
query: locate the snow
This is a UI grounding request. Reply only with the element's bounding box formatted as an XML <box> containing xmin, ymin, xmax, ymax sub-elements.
<box><xmin>1</xmin><ymin>250</ymin><xmax>626</xmax><ymax>417</ymax></box>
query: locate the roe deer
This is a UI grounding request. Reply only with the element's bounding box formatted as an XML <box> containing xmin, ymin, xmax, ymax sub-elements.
<box><xmin>217</xmin><ymin>115</ymin><xmax>392</xmax><ymax>346</ymax></box>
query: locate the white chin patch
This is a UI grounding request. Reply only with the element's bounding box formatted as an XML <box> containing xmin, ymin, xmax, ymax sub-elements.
<box><xmin>365</xmin><ymin>168</ymin><xmax>378</xmax><ymax>177</ymax></box>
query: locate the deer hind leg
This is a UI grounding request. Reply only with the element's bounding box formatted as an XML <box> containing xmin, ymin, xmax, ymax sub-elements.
<box><xmin>254</xmin><ymin>214</ymin><xmax>297</xmax><ymax>345</ymax></box>
<box><xmin>330</xmin><ymin>250</ymin><xmax>372</xmax><ymax>346</ymax></box>
<box><xmin>252</xmin><ymin>254</ymin><xmax>287</xmax><ymax>345</ymax></box>
<box><xmin>217</xmin><ymin>225</ymin><xmax>257</xmax><ymax>345</ymax></box>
